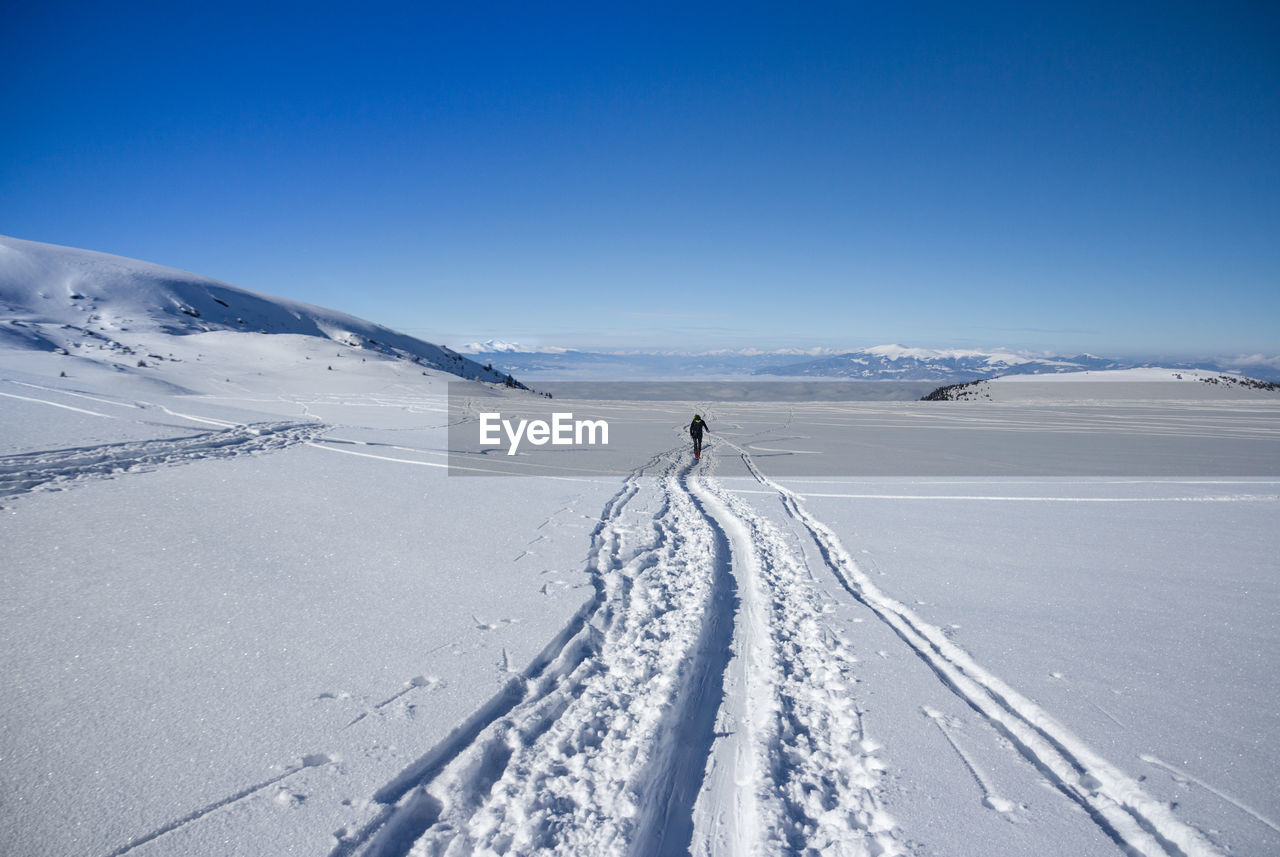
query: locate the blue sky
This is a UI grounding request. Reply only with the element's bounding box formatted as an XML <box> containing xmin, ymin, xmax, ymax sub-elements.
<box><xmin>2</xmin><ymin>1</ymin><xmax>1277</xmax><ymax>356</ymax></box>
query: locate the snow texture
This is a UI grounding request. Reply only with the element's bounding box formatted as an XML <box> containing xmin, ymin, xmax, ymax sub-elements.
<box><xmin>3</xmin><ymin>237</ymin><xmax>1278</xmax><ymax>857</ymax></box>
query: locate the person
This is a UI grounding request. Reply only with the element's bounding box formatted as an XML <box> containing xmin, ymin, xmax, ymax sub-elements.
<box><xmin>689</xmin><ymin>414</ymin><xmax>709</xmax><ymax>458</ymax></box>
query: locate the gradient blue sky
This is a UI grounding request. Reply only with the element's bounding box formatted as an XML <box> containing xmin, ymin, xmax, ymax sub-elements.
<box><xmin>3</xmin><ymin>1</ymin><xmax>1277</xmax><ymax>356</ymax></box>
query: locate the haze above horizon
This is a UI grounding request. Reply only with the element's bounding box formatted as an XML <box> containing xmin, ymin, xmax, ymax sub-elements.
<box><xmin>2</xmin><ymin>2</ymin><xmax>1277</xmax><ymax>358</ymax></box>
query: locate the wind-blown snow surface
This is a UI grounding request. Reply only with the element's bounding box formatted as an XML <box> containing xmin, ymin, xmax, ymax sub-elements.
<box><xmin>5</xmin><ymin>352</ymin><xmax>1278</xmax><ymax>857</ymax></box>
<box><xmin>925</xmin><ymin>369</ymin><xmax>1280</xmax><ymax>402</ymax></box>
<box><xmin>0</xmin><ymin>353</ymin><xmax>614</xmax><ymax>857</ymax></box>
<box><xmin>4</xmin><ymin>241</ymin><xmax>1280</xmax><ymax>856</ymax></box>
<box><xmin>0</xmin><ymin>234</ymin><xmax>512</xmax><ymax>386</ymax></box>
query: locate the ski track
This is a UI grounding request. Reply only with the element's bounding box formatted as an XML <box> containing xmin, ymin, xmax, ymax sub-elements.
<box><xmin>330</xmin><ymin>451</ymin><xmax>672</xmax><ymax>857</ymax></box>
<box><xmin>346</xmin><ymin>449</ymin><xmax>734</xmax><ymax>857</ymax></box>
<box><xmin>922</xmin><ymin>707</ymin><xmax>1017</xmax><ymax>816</ymax></box>
<box><xmin>722</xmin><ymin>438</ymin><xmax>1224</xmax><ymax>857</ymax></box>
<box><xmin>0</xmin><ymin>389</ymin><xmax>116</xmax><ymax>417</ymax></box>
<box><xmin>688</xmin><ymin>457</ymin><xmax>902</xmax><ymax>856</ymax></box>
<box><xmin>0</xmin><ymin>420</ymin><xmax>325</xmax><ymax>498</ymax></box>
<box><xmin>1138</xmin><ymin>754</ymin><xmax>1280</xmax><ymax>836</ymax></box>
<box><xmin>728</xmin><ymin>490</ymin><xmax>1277</xmax><ymax>503</ymax></box>
<box><xmin>102</xmin><ymin>754</ymin><xmax>337</xmax><ymax>857</ymax></box>
<box><xmin>337</xmin><ymin>439</ymin><xmax>907</xmax><ymax>857</ymax></box>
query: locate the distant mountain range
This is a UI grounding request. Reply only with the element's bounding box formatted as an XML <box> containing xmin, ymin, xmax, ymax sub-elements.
<box><xmin>755</xmin><ymin>345</ymin><xmax>1129</xmax><ymax>381</ymax></box>
<box><xmin>758</xmin><ymin>345</ymin><xmax>1280</xmax><ymax>382</ymax></box>
<box><xmin>462</xmin><ymin>341</ymin><xmax>1280</xmax><ymax>383</ymax></box>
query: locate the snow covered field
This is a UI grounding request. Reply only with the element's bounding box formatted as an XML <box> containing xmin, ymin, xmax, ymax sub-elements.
<box><xmin>3</xmin><ymin>237</ymin><xmax>1279</xmax><ymax>856</ymax></box>
<box><xmin>5</xmin><ymin>368</ymin><xmax>1278</xmax><ymax>857</ymax></box>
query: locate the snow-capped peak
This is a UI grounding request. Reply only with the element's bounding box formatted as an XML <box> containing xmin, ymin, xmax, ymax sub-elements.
<box><xmin>862</xmin><ymin>344</ymin><xmax>1033</xmax><ymax>365</ymax></box>
<box><xmin>460</xmin><ymin>339</ymin><xmax>526</xmax><ymax>353</ymax></box>
<box><xmin>459</xmin><ymin>339</ymin><xmax>573</xmax><ymax>354</ymax></box>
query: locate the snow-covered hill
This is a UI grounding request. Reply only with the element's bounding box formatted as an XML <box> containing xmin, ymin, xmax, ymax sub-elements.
<box><xmin>0</xmin><ymin>235</ymin><xmax>523</xmax><ymax>391</ymax></box>
<box><xmin>923</xmin><ymin>367</ymin><xmax>1280</xmax><ymax>401</ymax></box>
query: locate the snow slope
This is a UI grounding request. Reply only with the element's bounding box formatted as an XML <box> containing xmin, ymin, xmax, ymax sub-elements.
<box><xmin>0</xmin><ymin>237</ymin><xmax>596</xmax><ymax>857</ymax></box>
<box><xmin>0</xmin><ymin>234</ymin><xmax>516</xmax><ymax>388</ymax></box>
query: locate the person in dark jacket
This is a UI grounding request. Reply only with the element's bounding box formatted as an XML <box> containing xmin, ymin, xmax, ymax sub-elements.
<box><xmin>689</xmin><ymin>414</ymin><xmax>709</xmax><ymax>457</ymax></box>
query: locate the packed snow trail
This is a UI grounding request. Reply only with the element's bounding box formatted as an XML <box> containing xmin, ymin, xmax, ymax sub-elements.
<box><xmin>685</xmin><ymin>454</ymin><xmax>901</xmax><ymax>856</ymax></box>
<box><xmin>720</xmin><ymin>437</ymin><xmax>1224</xmax><ymax>857</ymax></box>
<box><xmin>338</xmin><ymin>440</ymin><xmax>903</xmax><ymax>856</ymax></box>
<box><xmin>330</xmin><ymin>450</ymin><xmax>689</xmax><ymax>857</ymax></box>
<box><xmin>0</xmin><ymin>420</ymin><xmax>324</xmax><ymax>498</ymax></box>
<box><xmin>343</xmin><ymin>450</ymin><xmax>733</xmax><ymax>857</ymax></box>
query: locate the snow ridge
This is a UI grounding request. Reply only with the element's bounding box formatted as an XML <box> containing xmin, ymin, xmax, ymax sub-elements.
<box><xmin>727</xmin><ymin>441</ymin><xmax>1223</xmax><ymax>857</ymax></box>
